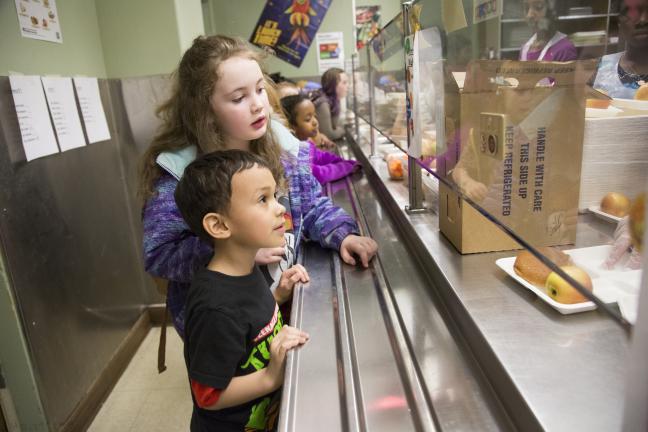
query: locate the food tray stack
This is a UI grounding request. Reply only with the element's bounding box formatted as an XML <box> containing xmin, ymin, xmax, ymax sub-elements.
<box><xmin>578</xmin><ymin>114</ymin><xmax>648</xmax><ymax>210</ymax></box>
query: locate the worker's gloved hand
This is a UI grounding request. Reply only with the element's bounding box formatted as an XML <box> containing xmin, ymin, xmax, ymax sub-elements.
<box><xmin>602</xmin><ymin>216</ymin><xmax>642</xmax><ymax>270</ymax></box>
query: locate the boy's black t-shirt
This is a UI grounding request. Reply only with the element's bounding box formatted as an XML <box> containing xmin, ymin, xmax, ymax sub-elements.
<box><xmin>184</xmin><ymin>266</ymin><xmax>284</xmax><ymax>432</ymax></box>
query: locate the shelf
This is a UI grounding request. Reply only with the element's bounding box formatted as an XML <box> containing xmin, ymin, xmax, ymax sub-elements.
<box><xmin>500</xmin><ymin>40</ymin><xmax>614</xmax><ymax>52</ymax></box>
<box><xmin>558</xmin><ymin>14</ymin><xmax>609</xmax><ymax>20</ymax></box>
<box><xmin>502</xmin><ymin>13</ymin><xmax>618</xmax><ymax>24</ymax></box>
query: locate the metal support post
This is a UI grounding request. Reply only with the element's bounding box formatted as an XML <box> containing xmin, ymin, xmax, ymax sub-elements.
<box><xmin>402</xmin><ymin>0</ymin><xmax>427</xmax><ymax>213</ymax></box>
<box><xmin>367</xmin><ymin>47</ymin><xmax>378</xmax><ymax>158</ymax></box>
<box><xmin>352</xmin><ymin>53</ymin><xmax>360</xmax><ymax>141</ymax></box>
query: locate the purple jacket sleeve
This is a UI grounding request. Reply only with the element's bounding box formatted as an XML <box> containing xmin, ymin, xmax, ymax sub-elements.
<box><xmin>309</xmin><ymin>142</ymin><xmax>359</xmax><ymax>185</ymax></box>
<box><xmin>286</xmin><ymin>144</ymin><xmax>359</xmax><ymax>251</ymax></box>
<box><xmin>142</xmin><ymin>173</ymin><xmax>213</xmax><ymax>283</ymax></box>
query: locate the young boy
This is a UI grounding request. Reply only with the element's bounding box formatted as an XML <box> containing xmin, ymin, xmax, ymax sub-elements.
<box><xmin>174</xmin><ymin>150</ymin><xmax>310</xmax><ymax>431</ymax></box>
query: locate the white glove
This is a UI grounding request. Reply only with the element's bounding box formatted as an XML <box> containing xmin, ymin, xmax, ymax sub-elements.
<box><xmin>603</xmin><ymin>216</ymin><xmax>642</xmax><ymax>270</ymax></box>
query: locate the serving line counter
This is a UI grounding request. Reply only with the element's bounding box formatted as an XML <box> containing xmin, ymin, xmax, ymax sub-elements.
<box><xmin>278</xmin><ymin>137</ymin><xmax>514</xmax><ymax>431</ymax></box>
<box><xmin>325</xmin><ymin>121</ymin><xmax>627</xmax><ymax>432</ymax></box>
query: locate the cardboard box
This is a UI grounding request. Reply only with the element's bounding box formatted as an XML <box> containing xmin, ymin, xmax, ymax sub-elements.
<box><xmin>439</xmin><ymin>182</ymin><xmax>521</xmax><ymax>253</ymax></box>
<box><xmin>438</xmin><ymin>60</ymin><xmax>597</xmax><ymax>254</ymax></box>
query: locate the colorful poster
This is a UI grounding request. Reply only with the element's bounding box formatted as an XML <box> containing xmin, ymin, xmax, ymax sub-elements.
<box><xmin>316</xmin><ymin>32</ymin><xmax>344</xmax><ymax>75</ymax></box>
<box><xmin>14</xmin><ymin>0</ymin><xmax>62</xmax><ymax>43</ymax></box>
<box><xmin>250</xmin><ymin>0</ymin><xmax>332</xmax><ymax>67</ymax></box>
<box><xmin>355</xmin><ymin>6</ymin><xmax>380</xmax><ymax>50</ymax></box>
<box><xmin>473</xmin><ymin>0</ymin><xmax>502</xmax><ymax>24</ymax></box>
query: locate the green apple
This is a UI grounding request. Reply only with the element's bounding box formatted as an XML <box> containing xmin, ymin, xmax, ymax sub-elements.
<box><xmin>545</xmin><ymin>266</ymin><xmax>593</xmax><ymax>304</ymax></box>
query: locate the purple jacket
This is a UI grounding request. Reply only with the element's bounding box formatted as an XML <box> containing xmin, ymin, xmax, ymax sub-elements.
<box><xmin>142</xmin><ymin>142</ymin><xmax>359</xmax><ymax>337</ymax></box>
<box><xmin>309</xmin><ymin>140</ymin><xmax>359</xmax><ymax>185</ymax></box>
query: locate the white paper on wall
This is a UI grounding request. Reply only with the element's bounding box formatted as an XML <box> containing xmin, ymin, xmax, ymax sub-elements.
<box><xmin>73</xmin><ymin>77</ymin><xmax>111</xmax><ymax>144</ymax></box>
<box><xmin>9</xmin><ymin>75</ymin><xmax>59</xmax><ymax>161</ymax></box>
<box><xmin>316</xmin><ymin>32</ymin><xmax>345</xmax><ymax>75</ymax></box>
<box><xmin>41</xmin><ymin>76</ymin><xmax>86</xmax><ymax>151</ymax></box>
<box><xmin>14</xmin><ymin>0</ymin><xmax>63</xmax><ymax>43</ymax></box>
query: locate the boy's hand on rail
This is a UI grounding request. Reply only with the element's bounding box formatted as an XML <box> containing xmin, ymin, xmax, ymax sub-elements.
<box><xmin>274</xmin><ymin>264</ymin><xmax>309</xmax><ymax>304</ymax></box>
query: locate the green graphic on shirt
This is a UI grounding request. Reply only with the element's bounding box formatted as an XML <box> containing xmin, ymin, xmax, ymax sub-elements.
<box><xmin>241</xmin><ymin>311</ymin><xmax>284</xmax><ymax>371</ymax></box>
<box><xmin>246</xmin><ymin>396</ymin><xmax>270</xmax><ymax>429</ymax></box>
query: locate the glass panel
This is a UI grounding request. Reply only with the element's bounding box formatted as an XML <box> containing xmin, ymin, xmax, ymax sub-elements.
<box><xmin>351</xmin><ymin>0</ymin><xmax>648</xmax><ymax>330</ymax></box>
<box><xmin>368</xmin><ymin>14</ymin><xmax>408</xmax><ymax>150</ymax></box>
<box><xmin>355</xmin><ymin>44</ymin><xmax>371</xmax><ymax>126</ymax></box>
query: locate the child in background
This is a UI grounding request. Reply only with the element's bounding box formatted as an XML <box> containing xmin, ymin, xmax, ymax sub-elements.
<box><xmin>140</xmin><ymin>35</ymin><xmax>378</xmax><ymax>339</ymax></box>
<box><xmin>281</xmin><ymin>94</ymin><xmax>359</xmax><ymax>186</ymax></box>
<box><xmin>275</xmin><ymin>80</ymin><xmax>336</xmax><ymax>149</ymax></box>
<box><xmin>175</xmin><ymin>150</ymin><xmax>309</xmax><ymax>431</ymax></box>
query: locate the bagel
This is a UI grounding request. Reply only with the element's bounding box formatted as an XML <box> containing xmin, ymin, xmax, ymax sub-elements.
<box><xmin>513</xmin><ymin>247</ymin><xmax>572</xmax><ymax>287</ymax></box>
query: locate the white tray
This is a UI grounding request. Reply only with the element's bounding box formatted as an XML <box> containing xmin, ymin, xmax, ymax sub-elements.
<box><xmin>496</xmin><ymin>245</ymin><xmax>641</xmax><ymax>315</ymax></box>
<box><xmin>586</xmin><ymin>106</ymin><xmax>622</xmax><ymax>118</ymax></box>
<box><xmin>588</xmin><ymin>206</ymin><xmax>622</xmax><ymax>223</ymax></box>
<box><xmin>611</xmin><ymin>98</ymin><xmax>648</xmax><ymax>112</ymax></box>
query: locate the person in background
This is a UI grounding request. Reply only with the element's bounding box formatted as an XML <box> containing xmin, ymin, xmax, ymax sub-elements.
<box><xmin>312</xmin><ymin>67</ymin><xmax>349</xmax><ymax>141</ymax></box>
<box><xmin>281</xmin><ymin>94</ymin><xmax>359</xmax><ymax>185</ymax></box>
<box><xmin>519</xmin><ymin>0</ymin><xmax>577</xmax><ymax>62</ymax></box>
<box><xmin>275</xmin><ymin>79</ymin><xmax>336</xmax><ymax>149</ymax></box>
<box><xmin>593</xmin><ymin>0</ymin><xmax>648</xmax><ymax>98</ymax></box>
<box><xmin>140</xmin><ymin>35</ymin><xmax>378</xmax><ymax>338</ymax></box>
<box><xmin>175</xmin><ymin>150</ymin><xmax>309</xmax><ymax>431</ymax></box>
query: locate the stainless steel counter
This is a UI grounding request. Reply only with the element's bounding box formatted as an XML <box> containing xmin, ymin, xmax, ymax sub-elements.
<box><xmin>279</xmin><ymin>142</ymin><xmax>514</xmax><ymax>431</ymax></box>
<box><xmin>344</xmin><ymin>125</ymin><xmax>629</xmax><ymax>431</ymax></box>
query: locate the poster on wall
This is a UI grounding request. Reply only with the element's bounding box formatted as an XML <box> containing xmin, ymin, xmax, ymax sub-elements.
<box><xmin>14</xmin><ymin>0</ymin><xmax>63</xmax><ymax>43</ymax></box>
<box><xmin>473</xmin><ymin>0</ymin><xmax>502</xmax><ymax>24</ymax></box>
<box><xmin>355</xmin><ymin>6</ymin><xmax>380</xmax><ymax>50</ymax></box>
<box><xmin>250</xmin><ymin>0</ymin><xmax>332</xmax><ymax>67</ymax></box>
<box><xmin>316</xmin><ymin>32</ymin><xmax>344</xmax><ymax>75</ymax></box>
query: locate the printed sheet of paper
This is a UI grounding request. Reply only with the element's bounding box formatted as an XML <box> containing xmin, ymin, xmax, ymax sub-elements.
<box><xmin>73</xmin><ymin>77</ymin><xmax>111</xmax><ymax>143</ymax></box>
<box><xmin>316</xmin><ymin>32</ymin><xmax>345</xmax><ymax>75</ymax></box>
<box><xmin>473</xmin><ymin>0</ymin><xmax>502</xmax><ymax>24</ymax></box>
<box><xmin>442</xmin><ymin>0</ymin><xmax>468</xmax><ymax>33</ymax></box>
<box><xmin>41</xmin><ymin>76</ymin><xmax>86</xmax><ymax>151</ymax></box>
<box><xmin>9</xmin><ymin>75</ymin><xmax>59</xmax><ymax>161</ymax></box>
<box><xmin>14</xmin><ymin>0</ymin><xmax>63</xmax><ymax>43</ymax></box>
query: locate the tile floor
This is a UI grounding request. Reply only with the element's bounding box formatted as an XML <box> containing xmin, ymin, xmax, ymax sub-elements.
<box><xmin>88</xmin><ymin>327</ymin><xmax>192</xmax><ymax>432</ymax></box>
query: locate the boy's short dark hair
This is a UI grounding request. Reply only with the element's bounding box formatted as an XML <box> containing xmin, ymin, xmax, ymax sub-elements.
<box><xmin>174</xmin><ymin>150</ymin><xmax>274</xmax><ymax>242</ymax></box>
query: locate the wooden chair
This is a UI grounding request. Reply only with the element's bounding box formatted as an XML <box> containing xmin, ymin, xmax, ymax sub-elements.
<box><xmin>152</xmin><ymin>277</ymin><xmax>169</xmax><ymax>373</ymax></box>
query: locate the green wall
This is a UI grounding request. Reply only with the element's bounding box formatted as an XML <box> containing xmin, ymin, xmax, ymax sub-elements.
<box><xmin>174</xmin><ymin>0</ymin><xmax>206</xmax><ymax>53</ymax></box>
<box><xmin>96</xmin><ymin>0</ymin><xmax>203</xmax><ymax>78</ymax></box>
<box><xmin>0</xmin><ymin>0</ymin><xmax>107</xmax><ymax>77</ymax></box>
<box><xmin>0</xmin><ymin>0</ymin><xmax>204</xmax><ymax>79</ymax></box>
<box><xmin>208</xmin><ymin>0</ymin><xmax>403</xmax><ymax>79</ymax></box>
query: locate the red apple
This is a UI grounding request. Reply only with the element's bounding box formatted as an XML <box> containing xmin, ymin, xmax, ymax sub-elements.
<box><xmin>545</xmin><ymin>265</ymin><xmax>593</xmax><ymax>304</ymax></box>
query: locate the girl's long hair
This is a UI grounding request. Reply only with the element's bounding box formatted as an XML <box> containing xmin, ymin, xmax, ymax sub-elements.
<box><xmin>139</xmin><ymin>35</ymin><xmax>284</xmax><ymax>201</ymax></box>
<box><xmin>320</xmin><ymin>67</ymin><xmax>344</xmax><ymax>117</ymax></box>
